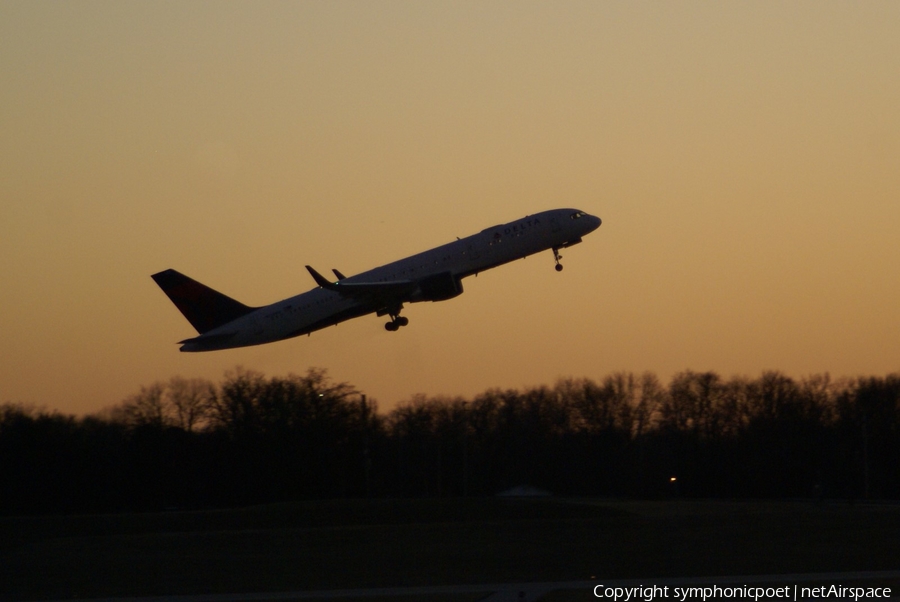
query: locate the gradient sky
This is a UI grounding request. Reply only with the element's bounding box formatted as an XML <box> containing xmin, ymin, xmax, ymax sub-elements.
<box><xmin>2</xmin><ymin>1</ymin><xmax>898</xmax><ymax>415</ymax></box>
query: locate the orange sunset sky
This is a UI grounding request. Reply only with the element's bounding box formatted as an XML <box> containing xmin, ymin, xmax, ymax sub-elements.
<box><xmin>1</xmin><ymin>1</ymin><xmax>898</xmax><ymax>415</ymax></box>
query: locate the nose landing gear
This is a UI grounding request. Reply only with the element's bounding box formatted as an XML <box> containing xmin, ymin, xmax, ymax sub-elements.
<box><xmin>552</xmin><ymin>247</ymin><xmax>564</xmax><ymax>271</ymax></box>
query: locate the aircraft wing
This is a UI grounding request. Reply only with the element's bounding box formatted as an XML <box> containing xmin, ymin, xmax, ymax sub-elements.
<box><xmin>305</xmin><ymin>265</ymin><xmax>418</xmax><ymax>301</ymax></box>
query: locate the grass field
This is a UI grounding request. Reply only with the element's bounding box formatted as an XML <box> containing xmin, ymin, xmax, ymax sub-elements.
<box><xmin>1</xmin><ymin>498</ymin><xmax>899</xmax><ymax>600</ymax></box>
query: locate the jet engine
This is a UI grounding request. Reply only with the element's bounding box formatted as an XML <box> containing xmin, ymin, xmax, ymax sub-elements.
<box><xmin>412</xmin><ymin>271</ymin><xmax>464</xmax><ymax>302</ymax></box>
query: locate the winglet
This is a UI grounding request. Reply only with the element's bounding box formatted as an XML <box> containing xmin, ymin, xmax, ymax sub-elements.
<box><xmin>305</xmin><ymin>265</ymin><xmax>336</xmax><ymax>289</ymax></box>
<box><xmin>332</xmin><ymin>269</ymin><xmax>347</xmax><ymax>281</ymax></box>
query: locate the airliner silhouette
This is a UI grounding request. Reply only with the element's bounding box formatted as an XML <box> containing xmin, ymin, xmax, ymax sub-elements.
<box><xmin>152</xmin><ymin>208</ymin><xmax>601</xmax><ymax>351</ymax></box>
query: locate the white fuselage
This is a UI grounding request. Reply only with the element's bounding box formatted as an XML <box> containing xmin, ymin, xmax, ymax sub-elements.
<box><xmin>180</xmin><ymin>208</ymin><xmax>600</xmax><ymax>351</ymax></box>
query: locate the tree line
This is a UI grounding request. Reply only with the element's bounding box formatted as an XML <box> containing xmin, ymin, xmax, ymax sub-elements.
<box><xmin>1</xmin><ymin>368</ymin><xmax>898</xmax><ymax>514</ymax></box>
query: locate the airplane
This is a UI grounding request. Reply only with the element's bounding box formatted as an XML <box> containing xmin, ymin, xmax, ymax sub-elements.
<box><xmin>152</xmin><ymin>208</ymin><xmax>601</xmax><ymax>351</ymax></box>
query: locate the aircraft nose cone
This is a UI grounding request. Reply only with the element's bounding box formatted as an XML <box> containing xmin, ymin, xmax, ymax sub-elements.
<box><xmin>589</xmin><ymin>215</ymin><xmax>602</xmax><ymax>231</ymax></box>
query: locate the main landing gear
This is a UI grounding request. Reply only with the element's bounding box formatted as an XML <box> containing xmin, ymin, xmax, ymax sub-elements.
<box><xmin>379</xmin><ymin>305</ymin><xmax>409</xmax><ymax>332</ymax></box>
<box><xmin>384</xmin><ymin>313</ymin><xmax>409</xmax><ymax>331</ymax></box>
<box><xmin>552</xmin><ymin>247</ymin><xmax>564</xmax><ymax>272</ymax></box>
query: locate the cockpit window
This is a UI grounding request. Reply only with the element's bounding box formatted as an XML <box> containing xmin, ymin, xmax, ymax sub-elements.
<box><xmin>570</xmin><ymin>211</ymin><xmax>585</xmax><ymax>219</ymax></box>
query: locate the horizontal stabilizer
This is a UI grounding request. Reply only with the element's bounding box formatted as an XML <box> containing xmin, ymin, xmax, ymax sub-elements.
<box><xmin>152</xmin><ymin>269</ymin><xmax>255</xmax><ymax>334</ymax></box>
<box><xmin>177</xmin><ymin>332</ymin><xmax>239</xmax><ymax>352</ymax></box>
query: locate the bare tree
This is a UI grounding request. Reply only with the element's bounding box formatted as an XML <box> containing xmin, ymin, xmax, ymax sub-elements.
<box><xmin>553</xmin><ymin>374</ymin><xmax>640</xmax><ymax>436</ymax></box>
<box><xmin>166</xmin><ymin>376</ymin><xmax>216</xmax><ymax>432</ymax></box>
<box><xmin>207</xmin><ymin>366</ymin><xmax>267</xmax><ymax>436</ymax></box>
<box><xmin>661</xmin><ymin>371</ymin><xmax>722</xmax><ymax>437</ymax></box>
<box><xmin>116</xmin><ymin>382</ymin><xmax>169</xmax><ymax>428</ymax></box>
<box><xmin>633</xmin><ymin>372</ymin><xmax>665</xmax><ymax>438</ymax></box>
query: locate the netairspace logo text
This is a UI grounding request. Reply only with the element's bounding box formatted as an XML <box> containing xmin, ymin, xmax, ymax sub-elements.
<box><xmin>593</xmin><ymin>584</ymin><xmax>892</xmax><ymax>601</ymax></box>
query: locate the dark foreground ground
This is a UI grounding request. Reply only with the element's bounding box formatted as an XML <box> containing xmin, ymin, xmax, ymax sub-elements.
<box><xmin>1</xmin><ymin>498</ymin><xmax>899</xmax><ymax>601</ymax></box>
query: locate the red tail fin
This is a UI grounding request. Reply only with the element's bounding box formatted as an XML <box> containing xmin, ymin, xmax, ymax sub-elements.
<box><xmin>151</xmin><ymin>269</ymin><xmax>255</xmax><ymax>334</ymax></box>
